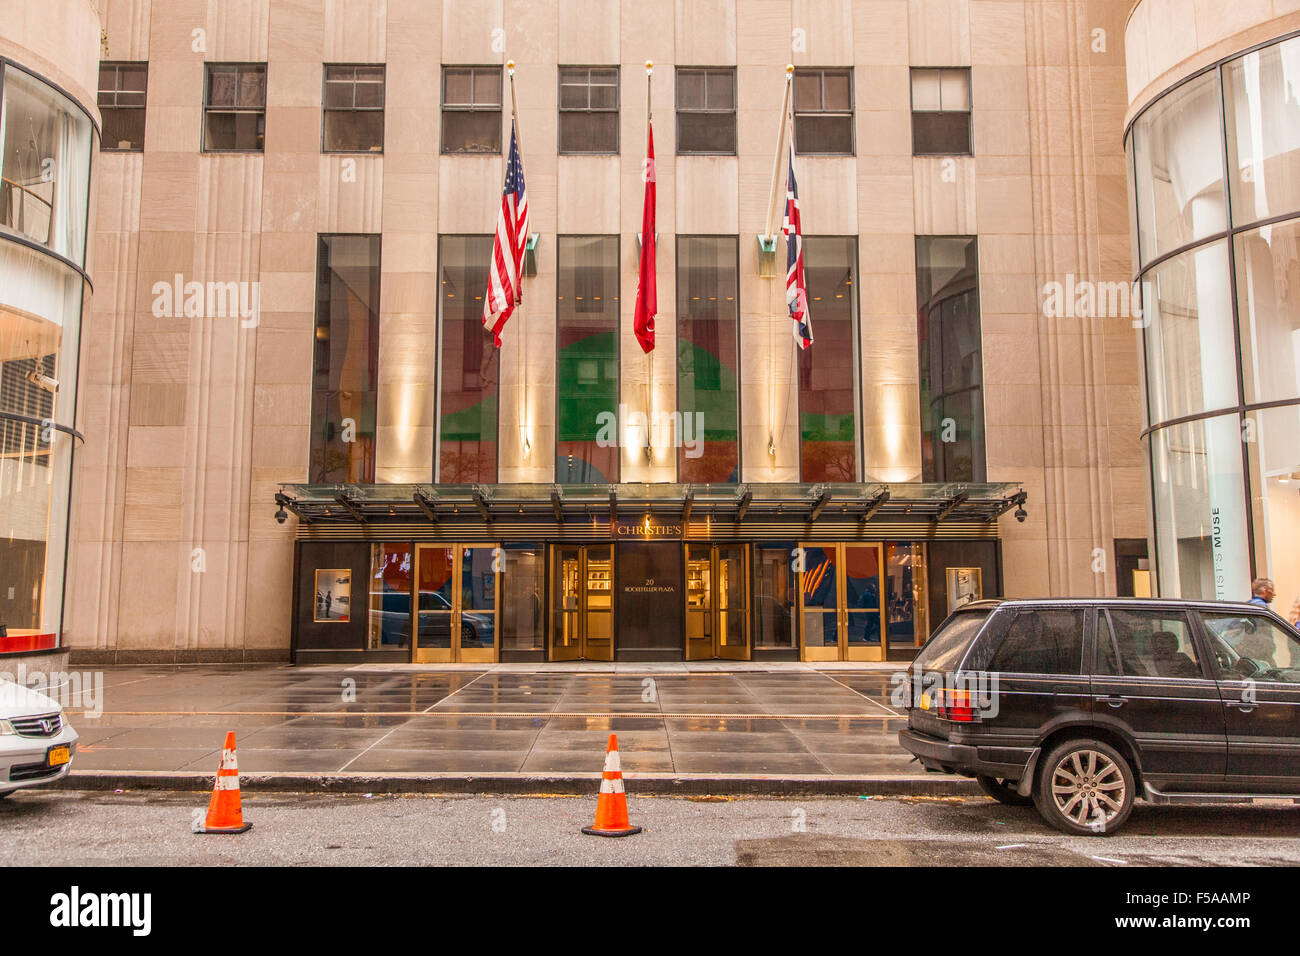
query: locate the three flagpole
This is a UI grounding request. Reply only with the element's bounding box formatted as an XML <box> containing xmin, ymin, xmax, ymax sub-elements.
<box><xmin>764</xmin><ymin>66</ymin><xmax>796</xmax><ymax>466</ymax></box>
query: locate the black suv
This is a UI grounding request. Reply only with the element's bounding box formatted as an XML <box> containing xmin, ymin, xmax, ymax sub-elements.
<box><xmin>898</xmin><ymin>598</ymin><xmax>1300</xmax><ymax>835</ymax></box>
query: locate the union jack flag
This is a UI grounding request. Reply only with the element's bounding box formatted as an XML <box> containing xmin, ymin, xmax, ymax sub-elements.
<box><xmin>482</xmin><ymin>120</ymin><xmax>529</xmax><ymax>347</ymax></box>
<box><xmin>782</xmin><ymin>137</ymin><xmax>813</xmax><ymax>350</ymax></box>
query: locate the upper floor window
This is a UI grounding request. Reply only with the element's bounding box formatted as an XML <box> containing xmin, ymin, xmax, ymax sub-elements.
<box><xmin>441</xmin><ymin>66</ymin><xmax>502</xmax><ymax>154</ymax></box>
<box><xmin>323</xmin><ymin>64</ymin><xmax>384</xmax><ymax>152</ymax></box>
<box><xmin>559</xmin><ymin>66</ymin><xmax>619</xmax><ymax>153</ymax></box>
<box><xmin>676</xmin><ymin>67</ymin><xmax>736</xmax><ymax>154</ymax></box>
<box><xmin>793</xmin><ymin>67</ymin><xmax>853</xmax><ymax>155</ymax></box>
<box><xmin>911</xmin><ymin>68</ymin><xmax>971</xmax><ymax>155</ymax></box>
<box><xmin>203</xmin><ymin>63</ymin><xmax>266</xmax><ymax>152</ymax></box>
<box><xmin>916</xmin><ymin>235</ymin><xmax>985</xmax><ymax>483</ymax></box>
<box><xmin>98</xmin><ymin>62</ymin><xmax>147</xmax><ymax>151</ymax></box>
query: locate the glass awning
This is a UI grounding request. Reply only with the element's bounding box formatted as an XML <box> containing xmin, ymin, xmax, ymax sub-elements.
<box><xmin>275</xmin><ymin>481</ymin><xmax>1026</xmax><ymax>526</ymax></box>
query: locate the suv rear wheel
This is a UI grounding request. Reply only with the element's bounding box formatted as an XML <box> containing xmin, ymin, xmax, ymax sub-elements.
<box><xmin>976</xmin><ymin>775</ymin><xmax>1033</xmax><ymax>807</ymax></box>
<box><xmin>1033</xmin><ymin>739</ymin><xmax>1134</xmax><ymax>836</ymax></box>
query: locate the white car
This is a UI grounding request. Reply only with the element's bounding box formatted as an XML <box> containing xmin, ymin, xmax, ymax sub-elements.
<box><xmin>0</xmin><ymin>680</ymin><xmax>78</xmax><ymax>797</ymax></box>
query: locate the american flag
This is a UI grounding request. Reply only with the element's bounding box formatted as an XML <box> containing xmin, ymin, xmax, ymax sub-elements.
<box><xmin>782</xmin><ymin>137</ymin><xmax>813</xmax><ymax>350</ymax></box>
<box><xmin>482</xmin><ymin>120</ymin><xmax>529</xmax><ymax>347</ymax></box>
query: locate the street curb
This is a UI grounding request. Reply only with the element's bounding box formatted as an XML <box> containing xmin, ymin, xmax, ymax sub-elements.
<box><xmin>48</xmin><ymin>771</ymin><xmax>982</xmax><ymax>797</ymax></box>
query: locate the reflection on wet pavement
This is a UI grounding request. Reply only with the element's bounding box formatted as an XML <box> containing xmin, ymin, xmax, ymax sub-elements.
<box><xmin>65</xmin><ymin>666</ymin><xmax>914</xmax><ymax>776</ymax></box>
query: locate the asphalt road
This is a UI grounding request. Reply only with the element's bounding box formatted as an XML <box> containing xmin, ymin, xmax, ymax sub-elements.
<box><xmin>3</xmin><ymin>789</ymin><xmax>1300</xmax><ymax>866</ymax></box>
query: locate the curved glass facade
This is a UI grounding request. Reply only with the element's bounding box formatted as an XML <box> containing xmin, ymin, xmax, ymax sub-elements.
<box><xmin>0</xmin><ymin>61</ymin><xmax>95</xmax><ymax>654</ymax></box>
<box><xmin>1128</xmin><ymin>33</ymin><xmax>1300</xmax><ymax>618</ymax></box>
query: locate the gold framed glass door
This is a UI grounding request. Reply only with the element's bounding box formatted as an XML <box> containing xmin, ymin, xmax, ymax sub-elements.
<box><xmin>797</xmin><ymin>542</ymin><xmax>886</xmax><ymax>662</ymax></box>
<box><xmin>413</xmin><ymin>543</ymin><xmax>499</xmax><ymax>663</ymax></box>
<box><xmin>549</xmin><ymin>545</ymin><xmax>614</xmax><ymax>661</ymax></box>
<box><xmin>685</xmin><ymin>544</ymin><xmax>751</xmax><ymax>661</ymax></box>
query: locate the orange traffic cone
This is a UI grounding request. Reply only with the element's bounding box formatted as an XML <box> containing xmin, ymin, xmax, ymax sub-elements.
<box><xmin>196</xmin><ymin>731</ymin><xmax>253</xmax><ymax>834</ymax></box>
<box><xmin>581</xmin><ymin>733</ymin><xmax>642</xmax><ymax>837</ymax></box>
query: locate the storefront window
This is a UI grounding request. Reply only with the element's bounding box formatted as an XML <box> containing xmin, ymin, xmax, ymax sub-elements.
<box><xmin>438</xmin><ymin>235</ymin><xmax>499</xmax><ymax>482</ymax></box>
<box><xmin>1133</xmin><ymin>69</ymin><xmax>1226</xmax><ymax>266</ymax></box>
<box><xmin>1142</xmin><ymin>240</ymin><xmax>1238</xmax><ymax>423</ymax></box>
<box><xmin>1149</xmin><ymin>414</ymin><xmax>1251</xmax><ymax>601</ymax></box>
<box><xmin>310</xmin><ymin>235</ymin><xmax>379</xmax><ymax>483</ymax></box>
<box><xmin>754</xmin><ymin>544</ymin><xmax>796</xmax><ymax>649</ymax></box>
<box><xmin>500</xmin><ymin>547</ymin><xmax>544</xmax><ymax>655</ymax></box>
<box><xmin>676</xmin><ymin>237</ymin><xmax>738</xmax><ymax>482</ymax></box>
<box><xmin>1233</xmin><ymin>221</ymin><xmax>1300</xmax><ymax>405</ymax></box>
<box><xmin>798</xmin><ymin>236</ymin><xmax>858</xmax><ymax>482</ymax></box>
<box><xmin>0</xmin><ymin>65</ymin><xmax>92</xmax><ymax>266</ymax></box>
<box><xmin>885</xmin><ymin>543</ymin><xmax>928</xmax><ymax>651</ymax></box>
<box><xmin>367</xmin><ymin>544</ymin><xmax>411</xmax><ymax>650</ymax></box>
<box><xmin>1247</xmin><ymin>405</ymin><xmax>1300</xmax><ymax>623</ymax></box>
<box><xmin>1224</xmin><ymin>36</ymin><xmax>1300</xmax><ymax>226</ymax></box>
<box><xmin>556</xmin><ymin>236</ymin><xmax>618</xmax><ymax>482</ymax></box>
<box><xmin>916</xmin><ymin>235</ymin><xmax>985</xmax><ymax>482</ymax></box>
<box><xmin>0</xmin><ymin>237</ymin><xmax>86</xmax><ymax>652</ymax></box>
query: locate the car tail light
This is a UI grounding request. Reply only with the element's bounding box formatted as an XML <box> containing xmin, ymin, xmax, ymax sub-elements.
<box><xmin>937</xmin><ymin>688</ymin><xmax>977</xmax><ymax>722</ymax></box>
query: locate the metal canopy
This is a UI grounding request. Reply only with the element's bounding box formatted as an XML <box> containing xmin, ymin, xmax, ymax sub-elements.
<box><xmin>276</xmin><ymin>481</ymin><xmax>1026</xmax><ymax>529</ymax></box>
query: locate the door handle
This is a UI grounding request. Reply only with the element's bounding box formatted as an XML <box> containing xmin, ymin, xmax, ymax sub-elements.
<box><xmin>1095</xmin><ymin>695</ymin><xmax>1126</xmax><ymax>708</ymax></box>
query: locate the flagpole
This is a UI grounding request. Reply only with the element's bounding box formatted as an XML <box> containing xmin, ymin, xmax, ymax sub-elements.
<box><xmin>507</xmin><ymin>58</ymin><xmax>528</xmax><ymax>459</ymax></box>
<box><xmin>763</xmin><ymin>65</ymin><xmax>795</xmax><ymax>244</ymax></box>
<box><xmin>643</xmin><ymin>60</ymin><xmax>654</xmax><ymax>469</ymax></box>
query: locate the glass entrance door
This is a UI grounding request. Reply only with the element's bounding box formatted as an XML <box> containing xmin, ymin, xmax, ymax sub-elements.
<box><xmin>549</xmin><ymin>545</ymin><xmax>614</xmax><ymax>661</ymax></box>
<box><xmin>413</xmin><ymin>544</ymin><xmax>499</xmax><ymax>663</ymax></box>
<box><xmin>797</xmin><ymin>542</ymin><xmax>885</xmax><ymax>662</ymax></box>
<box><xmin>685</xmin><ymin>544</ymin><xmax>750</xmax><ymax>661</ymax></box>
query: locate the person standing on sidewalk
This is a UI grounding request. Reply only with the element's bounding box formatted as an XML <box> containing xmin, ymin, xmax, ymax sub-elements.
<box><xmin>1249</xmin><ymin>578</ymin><xmax>1275</xmax><ymax>608</ymax></box>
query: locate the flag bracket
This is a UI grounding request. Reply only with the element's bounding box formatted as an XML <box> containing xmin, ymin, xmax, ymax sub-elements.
<box><xmin>523</xmin><ymin>232</ymin><xmax>540</xmax><ymax>276</ymax></box>
<box><xmin>635</xmin><ymin>231</ymin><xmax>658</xmax><ymax>254</ymax></box>
<box><xmin>756</xmin><ymin>234</ymin><xmax>778</xmax><ymax>277</ymax></box>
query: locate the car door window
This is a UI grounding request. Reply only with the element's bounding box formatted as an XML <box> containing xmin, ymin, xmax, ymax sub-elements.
<box><xmin>1103</xmin><ymin>608</ymin><xmax>1201</xmax><ymax>679</ymax></box>
<box><xmin>1201</xmin><ymin>612</ymin><xmax>1300</xmax><ymax>683</ymax></box>
<box><xmin>984</xmin><ymin>608</ymin><xmax>1085</xmax><ymax>674</ymax></box>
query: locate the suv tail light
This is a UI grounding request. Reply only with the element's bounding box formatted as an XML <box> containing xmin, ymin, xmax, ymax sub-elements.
<box><xmin>937</xmin><ymin>688</ymin><xmax>978</xmax><ymax>722</ymax></box>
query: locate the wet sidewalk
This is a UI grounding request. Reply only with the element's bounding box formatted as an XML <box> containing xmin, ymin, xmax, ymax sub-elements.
<box><xmin>54</xmin><ymin>665</ymin><xmax>957</xmax><ymax>793</ymax></box>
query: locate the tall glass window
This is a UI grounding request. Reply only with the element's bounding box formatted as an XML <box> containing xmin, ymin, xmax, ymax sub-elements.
<box><xmin>310</xmin><ymin>235</ymin><xmax>380</xmax><ymax>483</ymax></box>
<box><xmin>676</xmin><ymin>237</ymin><xmax>739</xmax><ymax>482</ymax></box>
<box><xmin>0</xmin><ymin>66</ymin><xmax>92</xmax><ymax>264</ymax></box>
<box><xmin>798</xmin><ymin>236</ymin><xmax>858</xmax><ymax>482</ymax></box>
<box><xmin>437</xmin><ymin>235</ymin><xmax>499</xmax><ymax>482</ymax></box>
<box><xmin>557</xmin><ymin>236</ymin><xmax>619</xmax><ymax>482</ymax></box>
<box><xmin>916</xmin><ymin>235</ymin><xmax>985</xmax><ymax>482</ymax></box>
<box><xmin>1127</xmin><ymin>33</ymin><xmax>1300</xmax><ymax>611</ymax></box>
<box><xmin>0</xmin><ymin>64</ymin><xmax>95</xmax><ymax>654</ymax></box>
<box><xmin>367</xmin><ymin>543</ymin><xmax>412</xmax><ymax>650</ymax></box>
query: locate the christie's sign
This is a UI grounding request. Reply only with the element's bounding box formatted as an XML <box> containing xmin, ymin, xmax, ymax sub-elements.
<box><xmin>610</xmin><ymin>519</ymin><xmax>683</xmax><ymax>539</ymax></box>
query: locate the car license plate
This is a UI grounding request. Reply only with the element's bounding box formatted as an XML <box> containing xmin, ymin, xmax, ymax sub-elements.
<box><xmin>47</xmin><ymin>745</ymin><xmax>70</xmax><ymax>767</ymax></box>
<box><xmin>919</xmin><ymin>692</ymin><xmax>931</xmax><ymax>711</ymax></box>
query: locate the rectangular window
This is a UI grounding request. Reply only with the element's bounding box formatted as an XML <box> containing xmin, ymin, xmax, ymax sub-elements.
<box><xmin>911</xmin><ymin>67</ymin><xmax>971</xmax><ymax>155</ymax></box>
<box><xmin>367</xmin><ymin>544</ymin><xmax>412</xmax><ymax>651</ymax></box>
<box><xmin>437</xmin><ymin>235</ymin><xmax>499</xmax><ymax>482</ymax></box>
<box><xmin>676</xmin><ymin>236</ymin><xmax>739</xmax><ymax>481</ymax></box>
<box><xmin>754</xmin><ymin>544</ymin><xmax>797</xmax><ymax>650</ymax></box>
<box><xmin>793</xmin><ymin>67</ymin><xmax>853</xmax><ymax>155</ymax></box>
<box><xmin>985</xmin><ymin>608</ymin><xmax>1086</xmax><ymax>675</ymax></box>
<box><xmin>1097</xmin><ymin>609</ymin><xmax>1201</xmax><ymax>679</ymax></box>
<box><xmin>557</xmin><ymin>236</ymin><xmax>619</xmax><ymax>481</ymax></box>
<box><xmin>676</xmin><ymin>67</ymin><xmax>736</xmax><ymax>154</ymax></box>
<box><xmin>559</xmin><ymin>66</ymin><xmax>619</xmax><ymax>153</ymax></box>
<box><xmin>441</xmin><ymin>66</ymin><xmax>502</xmax><ymax>154</ymax></box>
<box><xmin>798</xmin><ymin>236</ymin><xmax>859</xmax><ymax>481</ymax></box>
<box><xmin>916</xmin><ymin>235</ymin><xmax>985</xmax><ymax>482</ymax></box>
<box><xmin>310</xmin><ymin>235</ymin><xmax>380</xmax><ymax>483</ymax></box>
<box><xmin>98</xmin><ymin>62</ymin><xmax>147</xmax><ymax>151</ymax></box>
<box><xmin>323</xmin><ymin>64</ymin><xmax>385</xmax><ymax>152</ymax></box>
<box><xmin>203</xmin><ymin>63</ymin><xmax>266</xmax><ymax>152</ymax></box>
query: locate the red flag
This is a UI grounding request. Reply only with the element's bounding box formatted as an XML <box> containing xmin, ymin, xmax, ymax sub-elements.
<box><xmin>633</xmin><ymin>122</ymin><xmax>656</xmax><ymax>354</ymax></box>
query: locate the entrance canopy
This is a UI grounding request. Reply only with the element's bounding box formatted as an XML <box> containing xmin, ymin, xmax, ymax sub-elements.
<box><xmin>276</xmin><ymin>481</ymin><xmax>1026</xmax><ymax>540</ymax></box>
